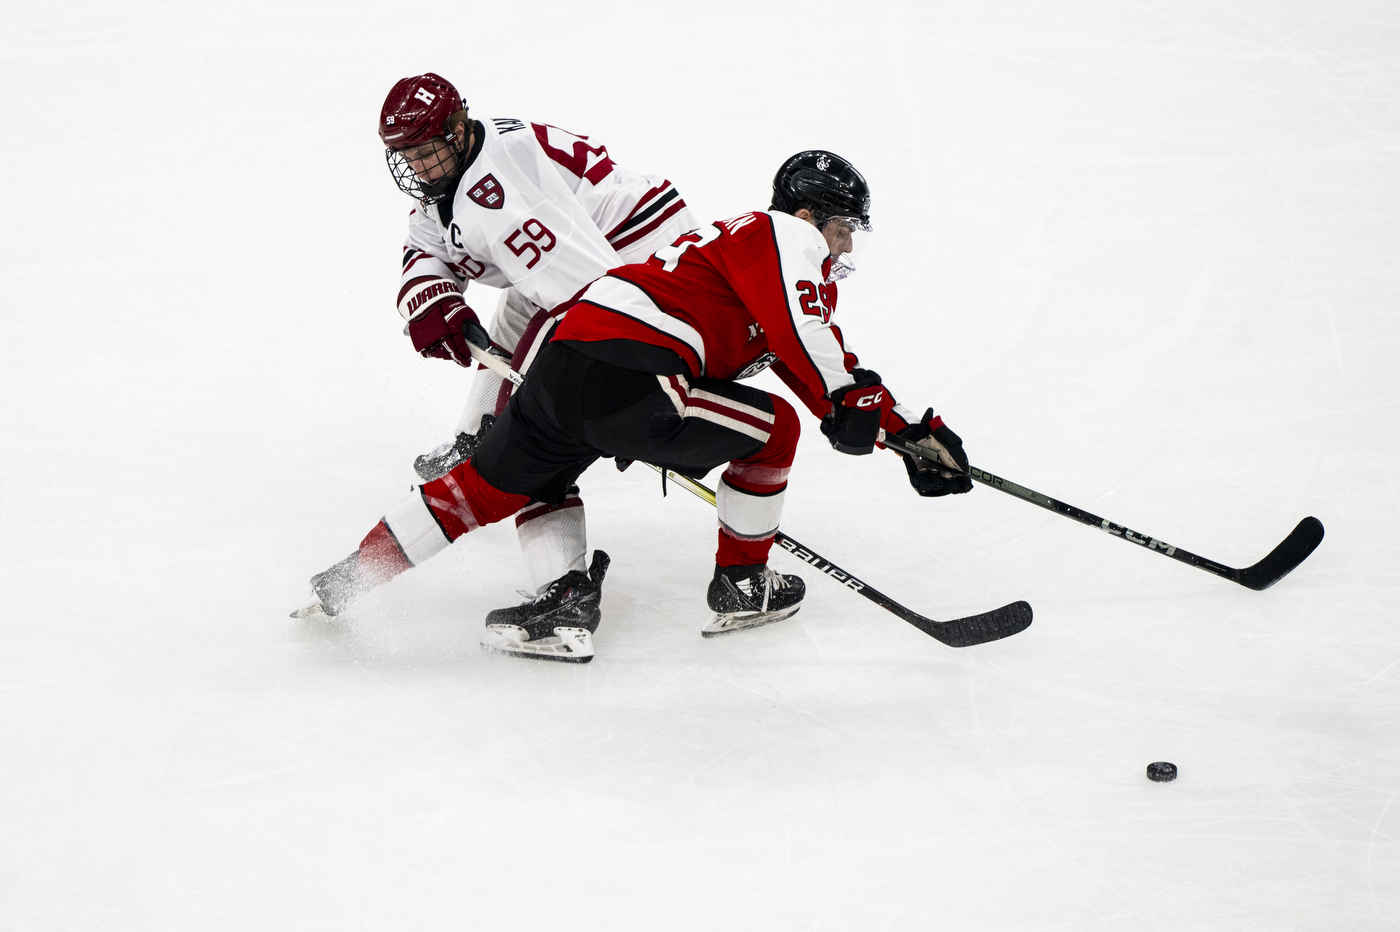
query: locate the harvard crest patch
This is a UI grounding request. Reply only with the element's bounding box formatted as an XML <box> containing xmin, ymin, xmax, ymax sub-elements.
<box><xmin>467</xmin><ymin>174</ymin><xmax>505</xmax><ymax>210</ymax></box>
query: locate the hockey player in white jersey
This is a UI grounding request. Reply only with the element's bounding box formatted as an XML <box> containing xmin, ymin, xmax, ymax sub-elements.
<box><xmin>373</xmin><ymin>72</ymin><xmax>696</xmax><ymax>640</ymax></box>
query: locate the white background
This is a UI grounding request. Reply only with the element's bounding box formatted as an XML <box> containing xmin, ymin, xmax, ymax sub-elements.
<box><xmin>3</xmin><ymin>1</ymin><xmax>1397</xmax><ymax>929</ymax></box>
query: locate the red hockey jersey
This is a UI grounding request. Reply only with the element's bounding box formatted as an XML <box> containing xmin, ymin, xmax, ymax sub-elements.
<box><xmin>551</xmin><ymin>210</ymin><xmax>918</xmax><ymax>431</ymax></box>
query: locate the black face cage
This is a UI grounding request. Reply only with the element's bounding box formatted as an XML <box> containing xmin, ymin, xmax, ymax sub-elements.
<box><xmin>385</xmin><ymin>138</ymin><xmax>461</xmax><ymax>205</ymax></box>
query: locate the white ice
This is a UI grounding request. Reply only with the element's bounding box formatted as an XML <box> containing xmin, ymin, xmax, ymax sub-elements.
<box><xmin>3</xmin><ymin>2</ymin><xmax>1398</xmax><ymax>929</ymax></box>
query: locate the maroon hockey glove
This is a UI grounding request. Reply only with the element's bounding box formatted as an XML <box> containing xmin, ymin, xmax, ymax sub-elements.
<box><xmin>407</xmin><ymin>295</ymin><xmax>490</xmax><ymax>367</ymax></box>
<box><xmin>820</xmin><ymin>368</ymin><xmax>885</xmax><ymax>456</ymax></box>
<box><xmin>896</xmin><ymin>408</ymin><xmax>972</xmax><ymax>496</ymax></box>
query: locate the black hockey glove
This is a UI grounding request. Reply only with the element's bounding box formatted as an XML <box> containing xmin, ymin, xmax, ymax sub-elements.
<box><xmin>820</xmin><ymin>368</ymin><xmax>886</xmax><ymax>456</ymax></box>
<box><xmin>895</xmin><ymin>408</ymin><xmax>972</xmax><ymax>496</ymax></box>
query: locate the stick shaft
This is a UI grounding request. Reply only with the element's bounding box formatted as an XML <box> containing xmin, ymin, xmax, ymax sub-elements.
<box><xmin>468</xmin><ymin>343</ymin><xmax>525</xmax><ymax>386</ymax></box>
<box><xmin>639</xmin><ymin>463</ymin><xmax>1033</xmax><ymax>645</ymax></box>
<box><xmin>965</xmin><ymin>464</ymin><xmax>1238</xmax><ymax>580</ymax></box>
<box><xmin>879</xmin><ymin>431</ymin><xmax>1321</xmax><ymax>589</ymax></box>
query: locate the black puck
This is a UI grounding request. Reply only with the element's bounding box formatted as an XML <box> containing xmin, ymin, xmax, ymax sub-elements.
<box><xmin>1146</xmin><ymin>761</ymin><xmax>1177</xmax><ymax>782</ymax></box>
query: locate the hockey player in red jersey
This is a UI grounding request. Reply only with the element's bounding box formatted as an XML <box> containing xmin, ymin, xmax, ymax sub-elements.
<box><xmin>296</xmin><ymin>151</ymin><xmax>971</xmax><ymax>662</ymax></box>
<box><xmin>368</xmin><ymin>72</ymin><xmax>696</xmax><ymax>637</ymax></box>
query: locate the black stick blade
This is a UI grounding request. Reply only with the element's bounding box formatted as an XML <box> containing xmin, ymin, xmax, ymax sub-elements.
<box><xmin>1234</xmin><ymin>517</ymin><xmax>1325</xmax><ymax>591</ymax></box>
<box><xmin>908</xmin><ymin>600</ymin><xmax>1034</xmax><ymax>648</ymax></box>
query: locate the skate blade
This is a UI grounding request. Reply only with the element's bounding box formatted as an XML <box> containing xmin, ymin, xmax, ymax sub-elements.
<box><xmin>290</xmin><ymin>594</ymin><xmax>329</xmax><ymax>620</ymax></box>
<box><xmin>480</xmin><ymin>624</ymin><xmax>594</xmax><ymax>663</ymax></box>
<box><xmin>701</xmin><ymin>604</ymin><xmax>801</xmax><ymax>638</ymax></box>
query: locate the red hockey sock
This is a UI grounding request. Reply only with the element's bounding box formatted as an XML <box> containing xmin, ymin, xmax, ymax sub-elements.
<box><xmin>421</xmin><ymin>461</ymin><xmax>532</xmax><ymax>539</ymax></box>
<box><xmin>357</xmin><ymin>520</ymin><xmax>413</xmax><ymax>585</ymax></box>
<box><xmin>717</xmin><ymin>527</ymin><xmax>775</xmax><ymax>567</ymax></box>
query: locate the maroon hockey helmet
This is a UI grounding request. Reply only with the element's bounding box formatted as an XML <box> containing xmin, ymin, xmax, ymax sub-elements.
<box><xmin>378</xmin><ymin>72</ymin><xmax>463</xmax><ymax>149</ymax></box>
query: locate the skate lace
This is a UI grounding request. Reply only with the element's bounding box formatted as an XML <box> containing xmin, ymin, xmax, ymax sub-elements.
<box><xmin>740</xmin><ymin>567</ymin><xmax>788</xmax><ymax>612</ymax></box>
<box><xmin>516</xmin><ymin>571</ymin><xmax>587</xmax><ymax>607</ymax></box>
<box><xmin>517</xmin><ymin>584</ymin><xmax>565</xmax><ymax>606</ymax></box>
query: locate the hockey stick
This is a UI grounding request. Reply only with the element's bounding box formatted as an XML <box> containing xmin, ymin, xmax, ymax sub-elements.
<box><xmin>640</xmin><ymin>463</ymin><xmax>1032</xmax><ymax>648</ymax></box>
<box><xmin>879</xmin><ymin>432</ymin><xmax>1324</xmax><ymax>591</ymax></box>
<box><xmin>469</xmin><ymin>342</ymin><xmax>526</xmax><ymax>386</ymax></box>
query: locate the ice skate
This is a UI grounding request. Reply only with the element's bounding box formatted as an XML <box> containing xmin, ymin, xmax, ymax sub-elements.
<box><xmin>480</xmin><ymin>551</ymin><xmax>609</xmax><ymax>662</ymax></box>
<box><xmin>413</xmin><ymin>415</ymin><xmax>494</xmax><ymax>482</ymax></box>
<box><xmin>289</xmin><ymin>551</ymin><xmax>367</xmax><ymax>619</ymax></box>
<box><xmin>703</xmin><ymin>563</ymin><xmax>805</xmax><ymax>637</ymax></box>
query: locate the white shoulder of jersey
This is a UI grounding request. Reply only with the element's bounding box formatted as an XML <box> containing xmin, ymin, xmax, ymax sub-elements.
<box><xmin>763</xmin><ymin>210</ymin><xmax>852</xmax><ymax>396</ymax></box>
<box><xmin>766</xmin><ymin>210</ymin><xmax>830</xmax><ymax>276</ymax></box>
<box><xmin>404</xmin><ymin>206</ymin><xmax>444</xmax><ymax>254</ymax></box>
<box><xmin>506</xmin><ymin>118</ymin><xmax>695</xmax><ymax>263</ymax></box>
<box><xmin>445</xmin><ymin>118</ymin><xmax>621</xmax><ymax>310</ymax></box>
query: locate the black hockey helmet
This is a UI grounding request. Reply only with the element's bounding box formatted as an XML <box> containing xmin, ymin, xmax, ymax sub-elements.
<box><xmin>770</xmin><ymin>150</ymin><xmax>871</xmax><ymax>230</ymax></box>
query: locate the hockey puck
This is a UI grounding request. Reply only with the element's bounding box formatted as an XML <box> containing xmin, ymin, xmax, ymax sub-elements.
<box><xmin>1146</xmin><ymin>761</ymin><xmax>1177</xmax><ymax>782</ymax></box>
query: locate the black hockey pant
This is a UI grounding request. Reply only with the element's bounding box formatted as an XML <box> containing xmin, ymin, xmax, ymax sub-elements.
<box><xmin>472</xmin><ymin>341</ymin><xmax>800</xmax><ymax>566</ymax></box>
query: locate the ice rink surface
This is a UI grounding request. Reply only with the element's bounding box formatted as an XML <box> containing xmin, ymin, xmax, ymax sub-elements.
<box><xmin>2</xmin><ymin>1</ymin><xmax>1398</xmax><ymax>928</ymax></box>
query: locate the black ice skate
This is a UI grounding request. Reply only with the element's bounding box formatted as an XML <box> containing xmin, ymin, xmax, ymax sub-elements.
<box><xmin>479</xmin><ymin>550</ymin><xmax>610</xmax><ymax>664</ymax></box>
<box><xmin>413</xmin><ymin>415</ymin><xmax>495</xmax><ymax>482</ymax></box>
<box><xmin>703</xmin><ymin>563</ymin><xmax>805</xmax><ymax>637</ymax></box>
<box><xmin>290</xmin><ymin>551</ymin><xmax>368</xmax><ymax>619</ymax></box>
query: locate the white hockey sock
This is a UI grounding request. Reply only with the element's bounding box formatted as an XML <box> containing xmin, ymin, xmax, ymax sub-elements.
<box><xmin>516</xmin><ymin>498</ymin><xmax>588</xmax><ymax>593</ymax></box>
<box><xmin>382</xmin><ymin>490</ymin><xmax>453</xmax><ymax>565</ymax></box>
<box><xmin>716</xmin><ymin>479</ymin><xmax>785</xmax><ymax>543</ymax></box>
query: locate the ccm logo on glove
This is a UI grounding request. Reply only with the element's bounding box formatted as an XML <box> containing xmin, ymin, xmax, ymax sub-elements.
<box><xmin>850</xmin><ymin>386</ymin><xmax>885</xmax><ymax>408</ymax></box>
<box><xmin>821</xmin><ymin>369</ymin><xmax>886</xmax><ymax>456</ymax></box>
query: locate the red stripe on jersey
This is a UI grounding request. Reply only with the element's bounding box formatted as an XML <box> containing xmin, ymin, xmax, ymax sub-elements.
<box><xmin>545</xmin><ymin>283</ymin><xmax>592</xmax><ymax>317</ymax></box>
<box><xmin>604</xmin><ymin>182</ymin><xmax>669</xmax><ymax>240</ymax></box>
<box><xmin>828</xmin><ymin>323</ymin><xmax>860</xmax><ymax>372</ymax></box>
<box><xmin>610</xmin><ymin>198</ymin><xmax>688</xmax><ymax>252</ymax></box>
<box><xmin>397</xmin><ymin>274</ymin><xmax>441</xmax><ymax>304</ymax></box>
<box><xmin>402</xmin><ymin>252</ymin><xmax>439</xmax><ymax>277</ymax></box>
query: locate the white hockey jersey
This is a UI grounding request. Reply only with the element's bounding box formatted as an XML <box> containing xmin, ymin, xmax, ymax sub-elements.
<box><xmin>397</xmin><ymin>118</ymin><xmax>695</xmax><ymax>322</ymax></box>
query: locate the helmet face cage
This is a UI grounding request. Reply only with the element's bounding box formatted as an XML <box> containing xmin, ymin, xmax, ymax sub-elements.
<box><xmin>386</xmin><ymin>132</ymin><xmax>462</xmax><ymax>205</ymax></box>
<box><xmin>821</xmin><ymin>217</ymin><xmax>871</xmax><ymax>283</ymax></box>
